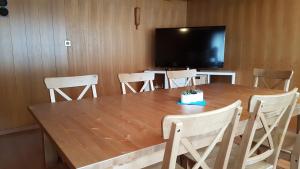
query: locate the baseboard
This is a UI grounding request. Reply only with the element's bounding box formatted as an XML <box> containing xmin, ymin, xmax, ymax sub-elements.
<box><xmin>0</xmin><ymin>124</ymin><xmax>40</xmax><ymax>136</ymax></box>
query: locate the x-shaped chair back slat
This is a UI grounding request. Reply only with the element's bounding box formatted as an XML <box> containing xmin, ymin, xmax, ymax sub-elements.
<box><xmin>161</xmin><ymin>100</ymin><xmax>242</xmax><ymax>169</ymax></box>
<box><xmin>234</xmin><ymin>88</ymin><xmax>299</xmax><ymax>169</ymax></box>
<box><xmin>44</xmin><ymin>75</ymin><xmax>98</xmax><ymax>103</ymax></box>
<box><xmin>253</xmin><ymin>68</ymin><xmax>293</xmax><ymax>92</ymax></box>
<box><xmin>118</xmin><ymin>72</ymin><xmax>155</xmax><ymax>95</ymax></box>
<box><xmin>167</xmin><ymin>69</ymin><xmax>197</xmax><ymax>89</ymax></box>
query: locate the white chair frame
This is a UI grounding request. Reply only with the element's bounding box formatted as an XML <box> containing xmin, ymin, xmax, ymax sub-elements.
<box><xmin>118</xmin><ymin>72</ymin><xmax>155</xmax><ymax>95</ymax></box>
<box><xmin>234</xmin><ymin>88</ymin><xmax>299</xmax><ymax>169</ymax></box>
<box><xmin>44</xmin><ymin>74</ymin><xmax>98</xmax><ymax>103</ymax></box>
<box><xmin>167</xmin><ymin>69</ymin><xmax>197</xmax><ymax>89</ymax></box>
<box><xmin>291</xmin><ymin>133</ymin><xmax>300</xmax><ymax>169</ymax></box>
<box><xmin>253</xmin><ymin>68</ymin><xmax>293</xmax><ymax>92</ymax></box>
<box><xmin>161</xmin><ymin>100</ymin><xmax>242</xmax><ymax>169</ymax></box>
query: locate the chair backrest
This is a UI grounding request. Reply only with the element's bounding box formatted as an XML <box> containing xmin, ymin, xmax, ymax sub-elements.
<box><xmin>253</xmin><ymin>68</ymin><xmax>293</xmax><ymax>92</ymax></box>
<box><xmin>44</xmin><ymin>75</ymin><xmax>98</xmax><ymax>103</ymax></box>
<box><xmin>234</xmin><ymin>88</ymin><xmax>299</xmax><ymax>169</ymax></box>
<box><xmin>118</xmin><ymin>72</ymin><xmax>155</xmax><ymax>95</ymax></box>
<box><xmin>162</xmin><ymin>100</ymin><xmax>242</xmax><ymax>169</ymax></box>
<box><xmin>167</xmin><ymin>69</ymin><xmax>197</xmax><ymax>89</ymax></box>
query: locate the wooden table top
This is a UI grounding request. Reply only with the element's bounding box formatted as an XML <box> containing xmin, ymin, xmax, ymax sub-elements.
<box><xmin>29</xmin><ymin>83</ymin><xmax>282</xmax><ymax>169</ymax></box>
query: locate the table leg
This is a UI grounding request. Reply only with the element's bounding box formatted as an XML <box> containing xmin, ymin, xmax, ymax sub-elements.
<box><xmin>291</xmin><ymin>133</ymin><xmax>300</xmax><ymax>169</ymax></box>
<box><xmin>43</xmin><ymin>132</ymin><xmax>58</xmax><ymax>169</ymax></box>
<box><xmin>231</xmin><ymin>74</ymin><xmax>236</xmax><ymax>84</ymax></box>
<box><xmin>164</xmin><ymin>73</ymin><xmax>169</xmax><ymax>89</ymax></box>
<box><xmin>207</xmin><ymin>75</ymin><xmax>211</xmax><ymax>84</ymax></box>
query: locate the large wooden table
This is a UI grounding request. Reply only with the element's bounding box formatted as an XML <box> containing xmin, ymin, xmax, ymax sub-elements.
<box><xmin>29</xmin><ymin>84</ymin><xmax>287</xmax><ymax>169</ymax></box>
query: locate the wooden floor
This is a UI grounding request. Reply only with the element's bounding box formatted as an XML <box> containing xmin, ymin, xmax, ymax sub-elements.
<box><xmin>278</xmin><ymin>159</ymin><xmax>291</xmax><ymax>169</ymax></box>
<box><xmin>0</xmin><ymin>129</ymin><xmax>291</xmax><ymax>169</ymax></box>
<box><xmin>0</xmin><ymin>129</ymin><xmax>44</xmax><ymax>169</ymax></box>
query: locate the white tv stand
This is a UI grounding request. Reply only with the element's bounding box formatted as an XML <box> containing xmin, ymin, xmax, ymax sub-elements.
<box><xmin>145</xmin><ymin>69</ymin><xmax>236</xmax><ymax>89</ymax></box>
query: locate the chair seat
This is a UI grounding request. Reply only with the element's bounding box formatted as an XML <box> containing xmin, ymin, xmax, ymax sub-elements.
<box><xmin>184</xmin><ymin>143</ymin><xmax>239</xmax><ymax>168</ymax></box>
<box><xmin>184</xmin><ymin>143</ymin><xmax>274</xmax><ymax>169</ymax></box>
<box><xmin>144</xmin><ymin>162</ymin><xmax>184</xmax><ymax>169</ymax></box>
<box><xmin>245</xmin><ymin>161</ymin><xmax>273</xmax><ymax>169</ymax></box>
<box><xmin>254</xmin><ymin>129</ymin><xmax>298</xmax><ymax>153</ymax></box>
<box><xmin>282</xmin><ymin>131</ymin><xmax>298</xmax><ymax>152</ymax></box>
<box><xmin>253</xmin><ymin>129</ymin><xmax>298</xmax><ymax>161</ymax></box>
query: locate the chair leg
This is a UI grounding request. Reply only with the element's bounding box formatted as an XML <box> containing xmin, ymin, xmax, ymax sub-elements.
<box><xmin>291</xmin><ymin>134</ymin><xmax>300</xmax><ymax>169</ymax></box>
<box><xmin>291</xmin><ymin>153</ymin><xmax>300</xmax><ymax>169</ymax></box>
<box><xmin>43</xmin><ymin>132</ymin><xmax>58</xmax><ymax>169</ymax></box>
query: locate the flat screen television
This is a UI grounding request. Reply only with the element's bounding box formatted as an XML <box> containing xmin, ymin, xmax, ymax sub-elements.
<box><xmin>155</xmin><ymin>26</ymin><xmax>226</xmax><ymax>69</ymax></box>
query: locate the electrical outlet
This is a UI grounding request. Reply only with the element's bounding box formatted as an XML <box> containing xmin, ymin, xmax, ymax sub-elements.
<box><xmin>65</xmin><ymin>40</ymin><xmax>71</xmax><ymax>47</ymax></box>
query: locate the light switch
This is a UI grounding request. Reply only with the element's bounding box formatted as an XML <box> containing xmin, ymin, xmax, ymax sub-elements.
<box><xmin>65</xmin><ymin>40</ymin><xmax>71</xmax><ymax>47</ymax></box>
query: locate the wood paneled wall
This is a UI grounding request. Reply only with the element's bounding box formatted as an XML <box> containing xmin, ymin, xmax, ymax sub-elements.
<box><xmin>0</xmin><ymin>0</ymin><xmax>187</xmax><ymax>130</ymax></box>
<box><xmin>187</xmin><ymin>0</ymin><xmax>300</xmax><ymax>88</ymax></box>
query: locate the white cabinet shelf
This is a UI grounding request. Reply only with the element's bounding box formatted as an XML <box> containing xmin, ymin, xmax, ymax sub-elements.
<box><xmin>145</xmin><ymin>69</ymin><xmax>236</xmax><ymax>89</ymax></box>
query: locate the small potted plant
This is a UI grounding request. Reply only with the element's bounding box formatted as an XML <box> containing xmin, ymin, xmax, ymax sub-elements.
<box><xmin>181</xmin><ymin>89</ymin><xmax>203</xmax><ymax>104</ymax></box>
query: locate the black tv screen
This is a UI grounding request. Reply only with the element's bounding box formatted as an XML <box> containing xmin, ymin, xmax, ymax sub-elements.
<box><xmin>155</xmin><ymin>26</ymin><xmax>226</xmax><ymax>69</ymax></box>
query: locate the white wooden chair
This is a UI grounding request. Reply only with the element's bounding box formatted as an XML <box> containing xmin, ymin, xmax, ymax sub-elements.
<box><xmin>145</xmin><ymin>100</ymin><xmax>242</xmax><ymax>169</ymax></box>
<box><xmin>233</xmin><ymin>88</ymin><xmax>299</xmax><ymax>169</ymax></box>
<box><xmin>118</xmin><ymin>72</ymin><xmax>155</xmax><ymax>95</ymax></box>
<box><xmin>255</xmin><ymin>104</ymin><xmax>300</xmax><ymax>169</ymax></box>
<box><xmin>253</xmin><ymin>68</ymin><xmax>300</xmax><ymax>166</ymax></box>
<box><xmin>253</xmin><ymin>68</ymin><xmax>293</xmax><ymax>92</ymax></box>
<box><xmin>167</xmin><ymin>69</ymin><xmax>197</xmax><ymax>89</ymax></box>
<box><xmin>287</xmin><ymin>104</ymin><xmax>300</xmax><ymax>169</ymax></box>
<box><xmin>44</xmin><ymin>74</ymin><xmax>98</xmax><ymax>103</ymax></box>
